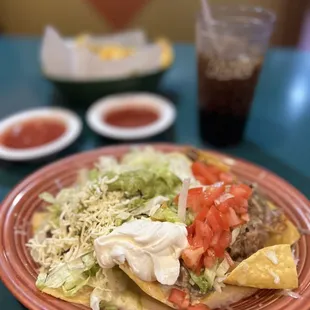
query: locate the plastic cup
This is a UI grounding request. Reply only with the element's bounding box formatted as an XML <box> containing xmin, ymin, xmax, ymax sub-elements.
<box><xmin>197</xmin><ymin>5</ymin><xmax>275</xmax><ymax>146</ymax></box>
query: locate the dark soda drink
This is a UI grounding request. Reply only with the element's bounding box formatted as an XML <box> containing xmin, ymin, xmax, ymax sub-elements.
<box><xmin>198</xmin><ymin>54</ymin><xmax>263</xmax><ymax>146</ymax></box>
<box><xmin>196</xmin><ymin>5</ymin><xmax>275</xmax><ymax>146</ymax></box>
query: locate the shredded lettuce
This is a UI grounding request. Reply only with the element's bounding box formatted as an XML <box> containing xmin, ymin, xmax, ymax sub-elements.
<box><xmin>204</xmin><ymin>262</ymin><xmax>218</xmax><ymax>288</ymax></box>
<box><xmin>131</xmin><ymin>196</ymin><xmax>169</xmax><ymax>217</ymax></box>
<box><xmin>62</xmin><ymin>274</ymin><xmax>89</xmax><ymax>296</ymax></box>
<box><xmin>216</xmin><ymin>258</ymin><xmax>230</xmax><ymax>278</ymax></box>
<box><xmin>36</xmin><ymin>252</ymin><xmax>97</xmax><ymax>296</ymax></box>
<box><xmin>120</xmin><ymin>147</ymin><xmax>198</xmax><ymax>184</ymax></box>
<box><xmin>189</xmin><ymin>270</ymin><xmax>212</xmax><ymax>294</ymax></box>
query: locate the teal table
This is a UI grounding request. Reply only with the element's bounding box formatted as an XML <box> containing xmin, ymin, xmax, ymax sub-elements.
<box><xmin>0</xmin><ymin>37</ymin><xmax>310</xmax><ymax>308</ymax></box>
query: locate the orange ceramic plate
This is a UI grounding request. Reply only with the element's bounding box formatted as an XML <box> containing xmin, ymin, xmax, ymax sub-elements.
<box><xmin>0</xmin><ymin>144</ymin><xmax>309</xmax><ymax>310</ymax></box>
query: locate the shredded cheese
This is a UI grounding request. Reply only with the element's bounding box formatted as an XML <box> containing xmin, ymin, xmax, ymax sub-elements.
<box><xmin>27</xmin><ymin>175</ymin><xmax>144</xmax><ymax>269</ymax></box>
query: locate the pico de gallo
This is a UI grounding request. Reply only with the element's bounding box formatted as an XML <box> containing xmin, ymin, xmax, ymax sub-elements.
<box><xmin>168</xmin><ymin>160</ymin><xmax>254</xmax><ymax>310</ymax></box>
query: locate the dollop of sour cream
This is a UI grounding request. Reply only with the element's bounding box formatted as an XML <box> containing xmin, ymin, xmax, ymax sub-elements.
<box><xmin>94</xmin><ymin>219</ymin><xmax>188</xmax><ymax>285</ymax></box>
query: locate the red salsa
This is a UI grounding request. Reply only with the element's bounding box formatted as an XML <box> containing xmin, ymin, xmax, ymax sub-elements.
<box><xmin>0</xmin><ymin>117</ymin><xmax>66</xmax><ymax>149</ymax></box>
<box><xmin>103</xmin><ymin>106</ymin><xmax>159</xmax><ymax>128</ymax></box>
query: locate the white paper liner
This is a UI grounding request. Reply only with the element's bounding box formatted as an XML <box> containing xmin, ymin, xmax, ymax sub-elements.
<box><xmin>41</xmin><ymin>26</ymin><xmax>162</xmax><ymax>81</ymax></box>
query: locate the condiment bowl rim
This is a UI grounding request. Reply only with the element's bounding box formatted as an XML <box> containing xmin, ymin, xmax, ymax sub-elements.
<box><xmin>86</xmin><ymin>92</ymin><xmax>176</xmax><ymax>140</ymax></box>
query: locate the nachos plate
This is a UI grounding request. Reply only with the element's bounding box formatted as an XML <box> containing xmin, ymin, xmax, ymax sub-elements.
<box><xmin>0</xmin><ymin>144</ymin><xmax>308</xmax><ymax>310</ymax></box>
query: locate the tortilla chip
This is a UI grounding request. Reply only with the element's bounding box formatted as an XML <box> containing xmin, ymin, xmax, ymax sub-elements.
<box><xmin>42</xmin><ymin>286</ymin><xmax>91</xmax><ymax>306</ymax></box>
<box><xmin>141</xmin><ymin>293</ymin><xmax>172</xmax><ymax>310</ymax></box>
<box><xmin>265</xmin><ymin>220</ymin><xmax>300</xmax><ymax>246</ymax></box>
<box><xmin>120</xmin><ymin>264</ymin><xmax>174</xmax><ymax>307</ymax></box>
<box><xmin>120</xmin><ymin>264</ymin><xmax>257</xmax><ymax>309</ymax></box>
<box><xmin>265</xmin><ymin>202</ymin><xmax>300</xmax><ymax>246</ymax></box>
<box><xmin>32</xmin><ymin>212</ymin><xmax>48</xmax><ymax>232</ymax></box>
<box><xmin>42</xmin><ymin>279</ymin><xmax>172</xmax><ymax>310</ymax></box>
<box><xmin>198</xmin><ymin>285</ymin><xmax>257</xmax><ymax>309</ymax></box>
<box><xmin>224</xmin><ymin>244</ymin><xmax>298</xmax><ymax>289</ymax></box>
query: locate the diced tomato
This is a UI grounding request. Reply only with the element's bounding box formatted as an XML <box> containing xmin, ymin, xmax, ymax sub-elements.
<box><xmin>218</xmin><ymin>230</ymin><xmax>231</xmax><ymax>250</ymax></box>
<box><xmin>227</xmin><ymin>207</ymin><xmax>242</xmax><ymax>227</ymax></box>
<box><xmin>241</xmin><ymin>213</ymin><xmax>250</xmax><ymax>222</ymax></box>
<box><xmin>192</xmin><ymin>162</ymin><xmax>219</xmax><ymax>185</ymax></box>
<box><xmin>168</xmin><ymin>288</ymin><xmax>190</xmax><ymax>309</ymax></box>
<box><xmin>187</xmin><ymin>188</ymin><xmax>204</xmax><ymax>209</ymax></box>
<box><xmin>187</xmin><ymin>196</ymin><xmax>202</xmax><ymax>213</ymax></box>
<box><xmin>205</xmin><ymin>165</ymin><xmax>222</xmax><ymax>175</ymax></box>
<box><xmin>207</xmin><ymin>248</ymin><xmax>216</xmax><ymax>257</ymax></box>
<box><xmin>219</xmin><ymin>210</ymin><xmax>230</xmax><ymax>230</ymax></box>
<box><xmin>192</xmin><ymin>234</ymin><xmax>204</xmax><ymax>247</ymax></box>
<box><xmin>175</xmin><ymin>187</ymin><xmax>203</xmax><ymax>207</ymax></box>
<box><xmin>239</xmin><ymin>197</ymin><xmax>249</xmax><ymax>208</ymax></box>
<box><xmin>202</xmin><ymin>184</ymin><xmax>225</xmax><ymax>209</ymax></box>
<box><xmin>188</xmin><ymin>303</ymin><xmax>211</xmax><ymax>310</ymax></box>
<box><xmin>187</xmin><ymin>223</ymin><xmax>195</xmax><ymax>235</ymax></box>
<box><xmin>187</xmin><ymin>236</ymin><xmax>193</xmax><ymax>246</ymax></box>
<box><xmin>210</xmin><ymin>206</ymin><xmax>229</xmax><ymax>231</ymax></box>
<box><xmin>206</xmin><ymin>206</ymin><xmax>222</xmax><ymax>233</ymax></box>
<box><xmin>182</xmin><ymin>247</ymin><xmax>204</xmax><ymax>270</ymax></box>
<box><xmin>187</xmin><ymin>224</ymin><xmax>195</xmax><ymax>245</ymax></box>
<box><xmin>168</xmin><ymin>288</ymin><xmax>186</xmax><ymax>305</ymax></box>
<box><xmin>230</xmin><ymin>196</ymin><xmax>248</xmax><ymax>212</ymax></box>
<box><xmin>204</xmin><ymin>253</ymin><xmax>216</xmax><ymax>268</ymax></box>
<box><xmin>210</xmin><ymin>205</ymin><xmax>222</xmax><ymax>226</ymax></box>
<box><xmin>218</xmin><ymin>201</ymin><xmax>230</xmax><ymax>213</ymax></box>
<box><xmin>213</xmin><ymin>247</ymin><xmax>225</xmax><ymax>257</ymax></box>
<box><xmin>230</xmin><ymin>184</ymin><xmax>252</xmax><ymax>199</ymax></box>
<box><xmin>224</xmin><ymin>251</ymin><xmax>235</xmax><ymax>267</ymax></box>
<box><xmin>195</xmin><ymin>220</ymin><xmax>213</xmax><ymax>250</ymax></box>
<box><xmin>238</xmin><ymin>206</ymin><xmax>248</xmax><ymax>215</ymax></box>
<box><xmin>188</xmin><ymin>187</ymin><xmax>204</xmax><ymax>195</ymax></box>
<box><xmin>210</xmin><ymin>231</ymin><xmax>221</xmax><ymax>246</ymax></box>
<box><xmin>195</xmin><ymin>207</ymin><xmax>209</xmax><ymax>222</ymax></box>
<box><xmin>195</xmin><ymin>220</ymin><xmax>205</xmax><ymax>237</ymax></box>
<box><xmin>194</xmin><ymin>255</ymin><xmax>204</xmax><ymax>275</ymax></box>
<box><xmin>195</xmin><ymin>220</ymin><xmax>212</xmax><ymax>238</ymax></box>
<box><xmin>183</xmin><ymin>181</ymin><xmax>252</xmax><ymax>272</ymax></box>
<box><xmin>233</xmin><ymin>195</ymin><xmax>248</xmax><ymax>208</ymax></box>
<box><xmin>212</xmin><ymin>240</ymin><xmax>225</xmax><ymax>257</ymax></box>
<box><xmin>219</xmin><ymin>172</ymin><xmax>235</xmax><ymax>184</ymax></box>
<box><xmin>195</xmin><ymin>175</ymin><xmax>209</xmax><ymax>185</ymax></box>
<box><xmin>203</xmin><ymin>237</ymin><xmax>211</xmax><ymax>251</ymax></box>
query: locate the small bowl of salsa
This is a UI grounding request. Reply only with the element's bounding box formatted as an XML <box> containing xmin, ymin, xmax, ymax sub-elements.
<box><xmin>0</xmin><ymin>108</ymin><xmax>82</xmax><ymax>161</ymax></box>
<box><xmin>86</xmin><ymin>93</ymin><xmax>176</xmax><ymax>140</ymax></box>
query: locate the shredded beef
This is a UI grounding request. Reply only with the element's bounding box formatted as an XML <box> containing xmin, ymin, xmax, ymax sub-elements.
<box><xmin>175</xmin><ymin>266</ymin><xmax>190</xmax><ymax>288</ymax></box>
<box><xmin>229</xmin><ymin>189</ymin><xmax>286</xmax><ymax>261</ymax></box>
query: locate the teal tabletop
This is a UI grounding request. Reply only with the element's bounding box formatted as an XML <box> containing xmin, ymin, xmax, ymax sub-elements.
<box><xmin>0</xmin><ymin>37</ymin><xmax>310</xmax><ymax>309</ymax></box>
